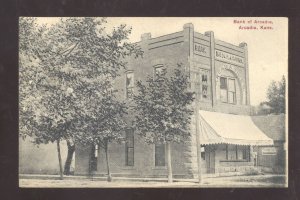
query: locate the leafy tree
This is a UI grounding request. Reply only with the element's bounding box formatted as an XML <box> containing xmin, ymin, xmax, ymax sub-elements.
<box><xmin>133</xmin><ymin>64</ymin><xmax>195</xmax><ymax>182</ymax></box>
<box><xmin>19</xmin><ymin>17</ymin><xmax>142</xmax><ymax>179</ymax></box>
<box><xmin>19</xmin><ymin>18</ymin><xmax>70</xmax><ymax>177</ymax></box>
<box><xmin>265</xmin><ymin>75</ymin><xmax>286</xmax><ymax>114</ymax></box>
<box><xmin>79</xmin><ymin>86</ymin><xmax>128</xmax><ymax>181</ymax></box>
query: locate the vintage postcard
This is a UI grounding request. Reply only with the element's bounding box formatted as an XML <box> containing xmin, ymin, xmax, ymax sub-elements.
<box><xmin>19</xmin><ymin>17</ymin><xmax>288</xmax><ymax>188</ymax></box>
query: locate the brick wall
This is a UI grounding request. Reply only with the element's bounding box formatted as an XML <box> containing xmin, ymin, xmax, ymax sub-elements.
<box><xmin>75</xmin><ymin>134</ymin><xmax>192</xmax><ymax>178</ymax></box>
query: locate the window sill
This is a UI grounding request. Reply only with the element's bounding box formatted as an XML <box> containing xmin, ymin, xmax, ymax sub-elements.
<box><xmin>122</xmin><ymin>166</ymin><xmax>136</xmax><ymax>170</ymax></box>
<box><xmin>220</xmin><ymin>101</ymin><xmax>237</xmax><ymax>105</ymax></box>
<box><xmin>220</xmin><ymin>160</ymin><xmax>249</xmax><ymax>162</ymax></box>
<box><xmin>152</xmin><ymin>166</ymin><xmax>167</xmax><ymax>170</ymax></box>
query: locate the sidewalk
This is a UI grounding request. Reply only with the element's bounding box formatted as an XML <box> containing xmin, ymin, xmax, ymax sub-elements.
<box><xmin>19</xmin><ymin>174</ymin><xmax>287</xmax><ymax>188</ymax></box>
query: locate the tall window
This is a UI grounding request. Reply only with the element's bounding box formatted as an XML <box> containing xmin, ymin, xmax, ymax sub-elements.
<box><xmin>202</xmin><ymin>74</ymin><xmax>208</xmax><ymax>99</ymax></box>
<box><xmin>126</xmin><ymin>72</ymin><xmax>134</xmax><ymax>99</ymax></box>
<box><xmin>155</xmin><ymin>144</ymin><xmax>165</xmax><ymax>166</ymax></box>
<box><xmin>194</xmin><ymin>70</ymin><xmax>210</xmax><ymax>100</ymax></box>
<box><xmin>89</xmin><ymin>145</ymin><xmax>98</xmax><ymax>172</ymax></box>
<box><xmin>125</xmin><ymin>129</ymin><xmax>134</xmax><ymax>166</ymax></box>
<box><xmin>220</xmin><ymin>77</ymin><xmax>236</xmax><ymax>104</ymax></box>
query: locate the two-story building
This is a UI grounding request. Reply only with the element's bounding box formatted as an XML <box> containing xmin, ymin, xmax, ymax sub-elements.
<box><xmin>75</xmin><ymin>23</ymin><xmax>273</xmax><ymax>180</ymax></box>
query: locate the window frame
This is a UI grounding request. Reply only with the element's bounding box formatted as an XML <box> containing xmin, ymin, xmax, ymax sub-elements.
<box><xmin>125</xmin><ymin>71</ymin><xmax>134</xmax><ymax>99</ymax></box>
<box><xmin>193</xmin><ymin>69</ymin><xmax>210</xmax><ymax>101</ymax></box>
<box><xmin>125</xmin><ymin>129</ymin><xmax>134</xmax><ymax>166</ymax></box>
<box><xmin>153</xmin><ymin>65</ymin><xmax>166</xmax><ymax>80</ymax></box>
<box><xmin>220</xmin><ymin>76</ymin><xmax>236</xmax><ymax>104</ymax></box>
<box><xmin>224</xmin><ymin>144</ymin><xmax>250</xmax><ymax>162</ymax></box>
<box><xmin>154</xmin><ymin>143</ymin><xmax>166</xmax><ymax>167</ymax></box>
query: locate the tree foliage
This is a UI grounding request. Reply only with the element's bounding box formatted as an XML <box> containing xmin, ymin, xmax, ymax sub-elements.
<box><xmin>133</xmin><ymin>64</ymin><xmax>195</xmax><ymax>182</ymax></box>
<box><xmin>265</xmin><ymin>75</ymin><xmax>286</xmax><ymax>114</ymax></box>
<box><xmin>133</xmin><ymin>64</ymin><xmax>195</xmax><ymax>144</ymax></box>
<box><xmin>19</xmin><ymin>17</ymin><xmax>143</xmax><ymax>178</ymax></box>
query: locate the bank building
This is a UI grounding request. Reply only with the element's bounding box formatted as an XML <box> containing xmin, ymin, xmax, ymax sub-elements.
<box><xmin>74</xmin><ymin>23</ymin><xmax>278</xmax><ymax>179</ymax></box>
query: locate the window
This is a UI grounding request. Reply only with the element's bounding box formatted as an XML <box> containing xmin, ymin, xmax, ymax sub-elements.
<box><xmin>154</xmin><ymin>66</ymin><xmax>166</xmax><ymax>79</ymax></box>
<box><xmin>202</xmin><ymin>74</ymin><xmax>208</xmax><ymax>99</ymax></box>
<box><xmin>228</xmin><ymin>79</ymin><xmax>236</xmax><ymax>104</ymax></box>
<box><xmin>125</xmin><ymin>129</ymin><xmax>134</xmax><ymax>166</ymax></box>
<box><xmin>126</xmin><ymin>72</ymin><xmax>134</xmax><ymax>99</ymax></box>
<box><xmin>201</xmin><ymin>147</ymin><xmax>205</xmax><ymax>160</ymax></box>
<box><xmin>220</xmin><ymin>77</ymin><xmax>236</xmax><ymax>104</ymax></box>
<box><xmin>90</xmin><ymin>145</ymin><xmax>98</xmax><ymax>172</ymax></box>
<box><xmin>242</xmin><ymin>146</ymin><xmax>250</xmax><ymax>161</ymax></box>
<box><xmin>225</xmin><ymin>145</ymin><xmax>250</xmax><ymax>161</ymax></box>
<box><xmin>226</xmin><ymin>144</ymin><xmax>237</xmax><ymax>160</ymax></box>
<box><xmin>155</xmin><ymin>143</ymin><xmax>165</xmax><ymax>166</ymax></box>
<box><xmin>193</xmin><ymin>70</ymin><xmax>210</xmax><ymax>100</ymax></box>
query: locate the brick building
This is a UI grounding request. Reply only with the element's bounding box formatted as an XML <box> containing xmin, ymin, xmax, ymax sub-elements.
<box><xmin>75</xmin><ymin>23</ymin><xmax>273</xmax><ymax>179</ymax></box>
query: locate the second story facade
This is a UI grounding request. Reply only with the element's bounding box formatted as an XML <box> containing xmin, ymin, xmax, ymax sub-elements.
<box><xmin>115</xmin><ymin>23</ymin><xmax>251</xmax><ymax>115</ymax></box>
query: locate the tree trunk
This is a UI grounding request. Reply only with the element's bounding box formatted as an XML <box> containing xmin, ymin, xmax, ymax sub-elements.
<box><xmin>104</xmin><ymin>141</ymin><xmax>112</xmax><ymax>182</ymax></box>
<box><xmin>166</xmin><ymin>142</ymin><xmax>173</xmax><ymax>183</ymax></box>
<box><xmin>56</xmin><ymin>139</ymin><xmax>63</xmax><ymax>180</ymax></box>
<box><xmin>63</xmin><ymin>140</ymin><xmax>75</xmax><ymax>175</ymax></box>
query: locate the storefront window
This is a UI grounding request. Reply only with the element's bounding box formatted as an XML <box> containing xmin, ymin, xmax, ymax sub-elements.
<box><xmin>225</xmin><ymin>145</ymin><xmax>250</xmax><ymax>161</ymax></box>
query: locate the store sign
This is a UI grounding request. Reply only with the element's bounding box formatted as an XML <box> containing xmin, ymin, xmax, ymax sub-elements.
<box><xmin>262</xmin><ymin>147</ymin><xmax>277</xmax><ymax>155</ymax></box>
<box><xmin>194</xmin><ymin>44</ymin><xmax>210</xmax><ymax>57</ymax></box>
<box><xmin>215</xmin><ymin>50</ymin><xmax>244</xmax><ymax>66</ymax></box>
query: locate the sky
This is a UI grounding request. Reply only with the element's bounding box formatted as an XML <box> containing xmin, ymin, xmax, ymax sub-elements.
<box><xmin>36</xmin><ymin>17</ymin><xmax>288</xmax><ymax>106</ymax></box>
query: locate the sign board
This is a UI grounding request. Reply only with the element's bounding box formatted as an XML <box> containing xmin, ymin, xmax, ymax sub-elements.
<box><xmin>262</xmin><ymin>147</ymin><xmax>277</xmax><ymax>155</ymax></box>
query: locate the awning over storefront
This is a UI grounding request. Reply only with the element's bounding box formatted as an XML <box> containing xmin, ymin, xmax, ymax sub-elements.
<box><xmin>199</xmin><ymin>110</ymin><xmax>273</xmax><ymax>146</ymax></box>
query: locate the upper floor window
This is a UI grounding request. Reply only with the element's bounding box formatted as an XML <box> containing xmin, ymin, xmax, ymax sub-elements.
<box><xmin>220</xmin><ymin>77</ymin><xmax>236</xmax><ymax>104</ymax></box>
<box><xmin>125</xmin><ymin>129</ymin><xmax>134</xmax><ymax>166</ymax></box>
<box><xmin>194</xmin><ymin>69</ymin><xmax>210</xmax><ymax>100</ymax></box>
<box><xmin>126</xmin><ymin>71</ymin><xmax>134</xmax><ymax>99</ymax></box>
<box><xmin>154</xmin><ymin>65</ymin><xmax>166</xmax><ymax>79</ymax></box>
<box><xmin>202</xmin><ymin>74</ymin><xmax>208</xmax><ymax>99</ymax></box>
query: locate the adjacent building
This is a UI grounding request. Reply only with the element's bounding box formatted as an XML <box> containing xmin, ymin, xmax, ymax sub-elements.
<box><xmin>252</xmin><ymin>114</ymin><xmax>286</xmax><ymax>174</ymax></box>
<box><xmin>75</xmin><ymin>23</ymin><xmax>276</xmax><ymax>179</ymax></box>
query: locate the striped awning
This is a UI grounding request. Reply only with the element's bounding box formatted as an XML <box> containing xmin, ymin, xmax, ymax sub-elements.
<box><xmin>199</xmin><ymin>110</ymin><xmax>274</xmax><ymax>146</ymax></box>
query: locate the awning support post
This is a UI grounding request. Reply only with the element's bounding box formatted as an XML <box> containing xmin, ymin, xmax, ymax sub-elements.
<box><xmin>195</xmin><ymin>101</ymin><xmax>202</xmax><ymax>184</ymax></box>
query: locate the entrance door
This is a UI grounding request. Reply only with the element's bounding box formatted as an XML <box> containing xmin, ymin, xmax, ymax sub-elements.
<box><xmin>206</xmin><ymin>147</ymin><xmax>215</xmax><ymax>173</ymax></box>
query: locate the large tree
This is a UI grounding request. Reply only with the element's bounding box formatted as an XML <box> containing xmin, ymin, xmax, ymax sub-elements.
<box><xmin>19</xmin><ymin>17</ymin><xmax>142</xmax><ymax>178</ymax></box>
<box><xmin>133</xmin><ymin>64</ymin><xmax>195</xmax><ymax>183</ymax></box>
<box><xmin>265</xmin><ymin>75</ymin><xmax>286</xmax><ymax>114</ymax></box>
<box><xmin>79</xmin><ymin>85</ymin><xmax>128</xmax><ymax>181</ymax></box>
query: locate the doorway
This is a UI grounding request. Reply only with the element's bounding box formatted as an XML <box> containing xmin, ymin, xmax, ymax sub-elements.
<box><xmin>206</xmin><ymin>146</ymin><xmax>215</xmax><ymax>173</ymax></box>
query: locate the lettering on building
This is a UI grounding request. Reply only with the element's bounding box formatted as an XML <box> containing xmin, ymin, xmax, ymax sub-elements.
<box><xmin>215</xmin><ymin>50</ymin><xmax>244</xmax><ymax>66</ymax></box>
<box><xmin>194</xmin><ymin>44</ymin><xmax>210</xmax><ymax>57</ymax></box>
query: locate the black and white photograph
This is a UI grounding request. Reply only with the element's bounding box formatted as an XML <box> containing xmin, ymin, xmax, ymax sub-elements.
<box><xmin>18</xmin><ymin>17</ymin><xmax>288</xmax><ymax>188</ymax></box>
